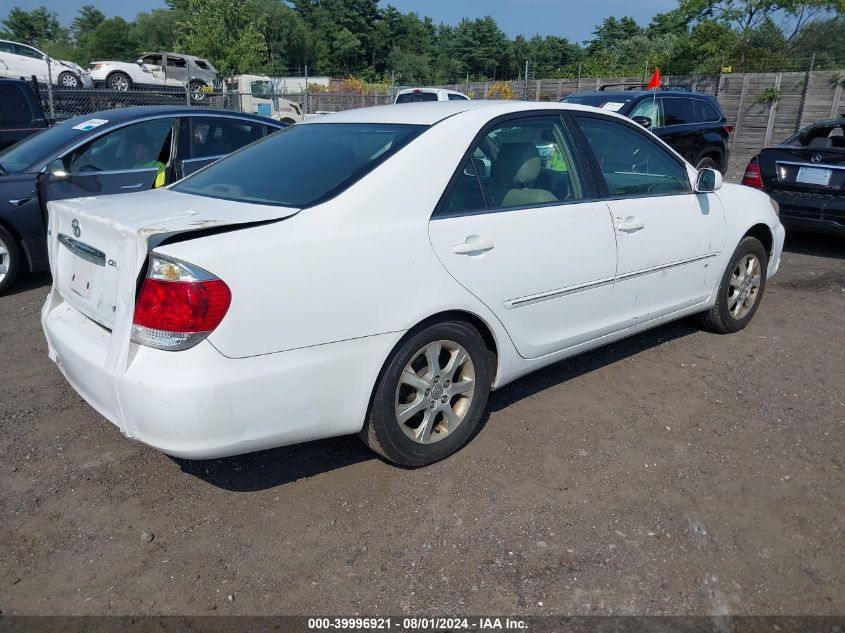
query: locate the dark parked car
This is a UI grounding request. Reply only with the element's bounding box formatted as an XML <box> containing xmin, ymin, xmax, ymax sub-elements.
<box><xmin>0</xmin><ymin>78</ymin><xmax>48</xmax><ymax>151</ymax></box>
<box><xmin>563</xmin><ymin>87</ymin><xmax>732</xmax><ymax>173</ymax></box>
<box><xmin>741</xmin><ymin>118</ymin><xmax>844</xmax><ymax>235</ymax></box>
<box><xmin>0</xmin><ymin>106</ymin><xmax>285</xmax><ymax>294</ymax></box>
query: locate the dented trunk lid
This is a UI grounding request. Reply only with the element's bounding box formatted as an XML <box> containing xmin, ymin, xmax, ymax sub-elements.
<box><xmin>47</xmin><ymin>188</ymin><xmax>300</xmax><ymax>330</ymax></box>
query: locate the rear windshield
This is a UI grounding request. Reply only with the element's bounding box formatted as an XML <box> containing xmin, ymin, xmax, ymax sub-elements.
<box><xmin>396</xmin><ymin>92</ymin><xmax>438</xmax><ymax>103</ymax></box>
<box><xmin>172</xmin><ymin>123</ymin><xmax>427</xmax><ymax>207</ymax></box>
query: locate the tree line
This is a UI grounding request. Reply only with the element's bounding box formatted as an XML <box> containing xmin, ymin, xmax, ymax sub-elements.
<box><xmin>1</xmin><ymin>0</ymin><xmax>842</xmax><ymax>83</ymax></box>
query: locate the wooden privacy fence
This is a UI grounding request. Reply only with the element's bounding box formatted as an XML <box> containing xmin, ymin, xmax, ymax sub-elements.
<box><xmin>437</xmin><ymin>71</ymin><xmax>844</xmax><ymax>177</ymax></box>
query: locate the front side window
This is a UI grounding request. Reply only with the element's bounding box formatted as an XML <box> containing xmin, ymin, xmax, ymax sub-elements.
<box><xmin>661</xmin><ymin>98</ymin><xmax>695</xmax><ymax>126</ymax></box>
<box><xmin>631</xmin><ymin>98</ymin><xmax>663</xmax><ymax>128</ymax></box>
<box><xmin>190</xmin><ymin>117</ymin><xmax>269</xmax><ymax>159</ymax></box>
<box><xmin>139</xmin><ymin>54</ymin><xmax>161</xmax><ymax>66</ymax></box>
<box><xmin>173</xmin><ymin>123</ymin><xmax>426</xmax><ymax>207</ymax></box>
<box><xmin>66</xmin><ymin>118</ymin><xmax>174</xmax><ymax>173</ymax></box>
<box><xmin>439</xmin><ymin>115</ymin><xmax>584</xmax><ymax>215</ymax></box>
<box><xmin>576</xmin><ymin>116</ymin><xmax>691</xmax><ymax>197</ymax></box>
<box><xmin>0</xmin><ymin>42</ymin><xmax>15</xmax><ymax>54</ymax></box>
<box><xmin>448</xmin><ymin>94</ymin><xmax>468</xmax><ymax>101</ymax></box>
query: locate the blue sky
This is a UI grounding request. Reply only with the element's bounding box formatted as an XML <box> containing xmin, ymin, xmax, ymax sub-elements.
<box><xmin>5</xmin><ymin>0</ymin><xmax>679</xmax><ymax>41</ymax></box>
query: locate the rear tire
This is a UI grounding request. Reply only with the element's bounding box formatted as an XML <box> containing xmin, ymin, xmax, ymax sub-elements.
<box><xmin>189</xmin><ymin>81</ymin><xmax>206</xmax><ymax>102</ymax></box>
<box><xmin>360</xmin><ymin>320</ymin><xmax>491</xmax><ymax>467</ymax></box>
<box><xmin>0</xmin><ymin>225</ymin><xmax>22</xmax><ymax>296</ymax></box>
<box><xmin>697</xmin><ymin>236</ymin><xmax>768</xmax><ymax>334</ymax></box>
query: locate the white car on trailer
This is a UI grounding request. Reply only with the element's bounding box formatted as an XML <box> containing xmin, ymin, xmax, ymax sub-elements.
<box><xmin>42</xmin><ymin>101</ymin><xmax>785</xmax><ymax>466</ymax></box>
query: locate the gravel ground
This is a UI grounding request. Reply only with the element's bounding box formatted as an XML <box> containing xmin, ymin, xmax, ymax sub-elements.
<box><xmin>0</xmin><ymin>232</ymin><xmax>843</xmax><ymax>616</ymax></box>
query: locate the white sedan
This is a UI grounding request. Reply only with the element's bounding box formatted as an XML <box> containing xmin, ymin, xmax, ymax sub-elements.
<box><xmin>42</xmin><ymin>101</ymin><xmax>785</xmax><ymax>467</ymax></box>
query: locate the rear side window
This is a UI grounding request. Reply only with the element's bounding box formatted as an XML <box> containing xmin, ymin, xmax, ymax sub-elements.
<box><xmin>173</xmin><ymin>123</ymin><xmax>426</xmax><ymax>207</ymax></box>
<box><xmin>396</xmin><ymin>92</ymin><xmax>438</xmax><ymax>103</ymax></box>
<box><xmin>190</xmin><ymin>117</ymin><xmax>269</xmax><ymax>159</ymax></box>
<box><xmin>661</xmin><ymin>98</ymin><xmax>695</xmax><ymax>126</ymax></box>
<box><xmin>166</xmin><ymin>56</ymin><xmax>187</xmax><ymax>68</ymax></box>
<box><xmin>448</xmin><ymin>94</ymin><xmax>468</xmax><ymax>101</ymax></box>
<box><xmin>694</xmin><ymin>100</ymin><xmax>722</xmax><ymax>122</ymax></box>
<box><xmin>0</xmin><ymin>85</ymin><xmax>34</xmax><ymax>125</ymax></box>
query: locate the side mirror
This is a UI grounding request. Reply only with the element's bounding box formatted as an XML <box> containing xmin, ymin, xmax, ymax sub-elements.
<box><xmin>695</xmin><ymin>167</ymin><xmax>723</xmax><ymax>193</ymax></box>
<box><xmin>45</xmin><ymin>159</ymin><xmax>68</xmax><ymax>180</ymax></box>
<box><xmin>632</xmin><ymin>115</ymin><xmax>652</xmax><ymax>129</ymax></box>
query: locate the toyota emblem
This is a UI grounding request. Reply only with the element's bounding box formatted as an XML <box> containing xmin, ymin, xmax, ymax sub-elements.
<box><xmin>811</xmin><ymin>154</ymin><xmax>822</xmax><ymax>163</ymax></box>
<box><xmin>71</xmin><ymin>218</ymin><xmax>80</xmax><ymax>238</ymax></box>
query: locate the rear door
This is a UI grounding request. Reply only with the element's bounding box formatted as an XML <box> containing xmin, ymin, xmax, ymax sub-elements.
<box><xmin>654</xmin><ymin>96</ymin><xmax>698</xmax><ymax>163</ymax></box>
<box><xmin>429</xmin><ymin>113</ymin><xmax>618</xmax><ymax>359</ymax></box>
<box><xmin>42</xmin><ymin>117</ymin><xmax>177</xmax><ymax>205</ymax></box>
<box><xmin>572</xmin><ymin>113</ymin><xmax>725</xmax><ymax>331</ymax></box>
<box><xmin>178</xmin><ymin>116</ymin><xmax>274</xmax><ymax>178</ymax></box>
<box><xmin>164</xmin><ymin>54</ymin><xmax>188</xmax><ymax>87</ymax></box>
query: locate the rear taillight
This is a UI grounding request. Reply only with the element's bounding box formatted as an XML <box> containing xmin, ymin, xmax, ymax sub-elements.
<box><xmin>741</xmin><ymin>157</ymin><xmax>764</xmax><ymax>189</ymax></box>
<box><xmin>131</xmin><ymin>255</ymin><xmax>231</xmax><ymax>351</ymax></box>
<box><xmin>725</xmin><ymin>125</ymin><xmax>734</xmax><ymax>135</ymax></box>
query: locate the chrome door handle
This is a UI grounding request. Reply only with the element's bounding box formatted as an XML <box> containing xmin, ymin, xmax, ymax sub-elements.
<box><xmin>9</xmin><ymin>198</ymin><xmax>32</xmax><ymax>207</ymax></box>
<box><xmin>453</xmin><ymin>236</ymin><xmax>494</xmax><ymax>255</ymax></box>
<box><xmin>120</xmin><ymin>183</ymin><xmax>144</xmax><ymax>190</ymax></box>
<box><xmin>616</xmin><ymin>217</ymin><xmax>645</xmax><ymax>233</ymax></box>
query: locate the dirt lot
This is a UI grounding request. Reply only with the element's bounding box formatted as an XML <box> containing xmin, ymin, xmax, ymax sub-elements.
<box><xmin>0</xmin><ymin>233</ymin><xmax>843</xmax><ymax>616</ymax></box>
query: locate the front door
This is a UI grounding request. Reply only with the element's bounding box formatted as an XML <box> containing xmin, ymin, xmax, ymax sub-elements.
<box><xmin>41</xmin><ymin>117</ymin><xmax>177</xmax><ymax>213</ymax></box>
<box><xmin>572</xmin><ymin>113</ymin><xmax>726</xmax><ymax>333</ymax></box>
<box><xmin>428</xmin><ymin>114</ymin><xmax>618</xmax><ymax>359</ymax></box>
<box><xmin>137</xmin><ymin>54</ymin><xmax>166</xmax><ymax>86</ymax></box>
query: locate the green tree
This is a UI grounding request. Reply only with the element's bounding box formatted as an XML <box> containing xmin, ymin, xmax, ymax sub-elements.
<box><xmin>1</xmin><ymin>6</ymin><xmax>68</xmax><ymax>45</ymax></box>
<box><xmin>131</xmin><ymin>9</ymin><xmax>184</xmax><ymax>53</ymax></box>
<box><xmin>77</xmin><ymin>17</ymin><xmax>138</xmax><ymax>63</ymax></box>
<box><xmin>179</xmin><ymin>0</ymin><xmax>267</xmax><ymax>74</ymax></box>
<box><xmin>72</xmin><ymin>5</ymin><xmax>105</xmax><ymax>36</ymax></box>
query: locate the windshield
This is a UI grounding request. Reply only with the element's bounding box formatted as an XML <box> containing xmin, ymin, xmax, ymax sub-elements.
<box><xmin>564</xmin><ymin>94</ymin><xmax>636</xmax><ymax>111</ymax></box>
<box><xmin>173</xmin><ymin>123</ymin><xmax>427</xmax><ymax>207</ymax></box>
<box><xmin>251</xmin><ymin>80</ymin><xmax>273</xmax><ymax>97</ymax></box>
<box><xmin>0</xmin><ymin>120</ymin><xmax>91</xmax><ymax>174</ymax></box>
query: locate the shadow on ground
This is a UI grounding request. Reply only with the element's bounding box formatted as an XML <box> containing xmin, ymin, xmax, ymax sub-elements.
<box><xmin>5</xmin><ymin>272</ymin><xmax>51</xmax><ymax>296</ymax></box>
<box><xmin>179</xmin><ymin>319</ymin><xmax>699</xmax><ymax>492</ymax></box>
<box><xmin>783</xmin><ymin>232</ymin><xmax>845</xmax><ymax>259</ymax></box>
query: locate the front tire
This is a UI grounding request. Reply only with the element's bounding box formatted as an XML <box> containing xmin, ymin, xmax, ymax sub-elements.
<box><xmin>0</xmin><ymin>225</ymin><xmax>22</xmax><ymax>296</ymax></box>
<box><xmin>57</xmin><ymin>71</ymin><xmax>81</xmax><ymax>89</ymax></box>
<box><xmin>698</xmin><ymin>236</ymin><xmax>768</xmax><ymax>334</ymax></box>
<box><xmin>360</xmin><ymin>320</ymin><xmax>492</xmax><ymax>467</ymax></box>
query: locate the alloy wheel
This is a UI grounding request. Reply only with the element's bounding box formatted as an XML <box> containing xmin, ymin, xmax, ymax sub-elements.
<box><xmin>0</xmin><ymin>234</ymin><xmax>9</xmax><ymax>284</ymax></box>
<box><xmin>728</xmin><ymin>253</ymin><xmax>762</xmax><ymax>319</ymax></box>
<box><xmin>110</xmin><ymin>75</ymin><xmax>129</xmax><ymax>91</ymax></box>
<box><xmin>394</xmin><ymin>340</ymin><xmax>476</xmax><ymax>444</ymax></box>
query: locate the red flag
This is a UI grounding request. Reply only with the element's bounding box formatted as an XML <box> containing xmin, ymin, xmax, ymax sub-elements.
<box><xmin>647</xmin><ymin>68</ymin><xmax>661</xmax><ymax>90</ymax></box>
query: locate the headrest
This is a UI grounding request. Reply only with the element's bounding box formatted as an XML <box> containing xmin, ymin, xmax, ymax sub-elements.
<box><xmin>808</xmin><ymin>136</ymin><xmax>833</xmax><ymax>148</ymax></box>
<box><xmin>492</xmin><ymin>143</ymin><xmax>541</xmax><ymax>185</ymax></box>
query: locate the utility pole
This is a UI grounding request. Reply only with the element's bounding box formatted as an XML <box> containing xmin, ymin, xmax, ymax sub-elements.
<box><xmin>304</xmin><ymin>64</ymin><xmax>309</xmax><ymax>114</ymax></box>
<box><xmin>524</xmin><ymin>60</ymin><xmax>529</xmax><ymax>101</ymax></box>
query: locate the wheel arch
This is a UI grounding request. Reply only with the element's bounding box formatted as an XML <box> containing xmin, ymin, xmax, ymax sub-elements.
<box><xmin>366</xmin><ymin>309</ymin><xmax>502</xmax><ymax>414</ymax></box>
<box><xmin>743</xmin><ymin>222</ymin><xmax>774</xmax><ymax>258</ymax></box>
<box><xmin>0</xmin><ymin>217</ymin><xmax>33</xmax><ymax>272</ymax></box>
<box><xmin>106</xmin><ymin>70</ymin><xmax>131</xmax><ymax>86</ymax></box>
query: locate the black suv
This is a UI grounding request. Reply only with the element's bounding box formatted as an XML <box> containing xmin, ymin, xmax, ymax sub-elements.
<box><xmin>0</xmin><ymin>78</ymin><xmax>48</xmax><ymax>151</ymax></box>
<box><xmin>563</xmin><ymin>86</ymin><xmax>732</xmax><ymax>173</ymax></box>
